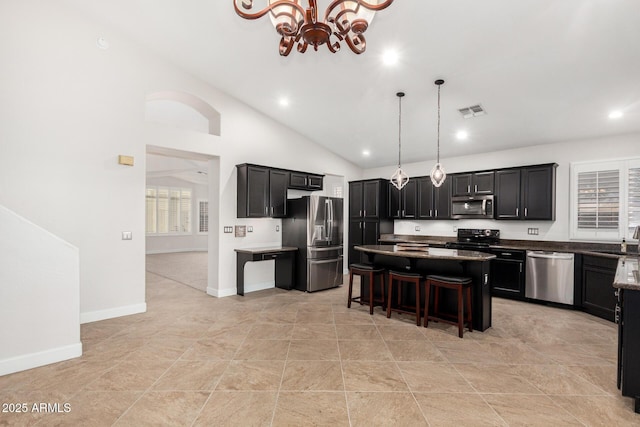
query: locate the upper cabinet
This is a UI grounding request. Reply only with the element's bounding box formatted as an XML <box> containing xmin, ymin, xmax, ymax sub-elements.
<box><xmin>350</xmin><ymin>179</ymin><xmax>387</xmax><ymax>219</ymax></box>
<box><xmin>452</xmin><ymin>171</ymin><xmax>495</xmax><ymax>196</ymax></box>
<box><xmin>416</xmin><ymin>176</ymin><xmax>451</xmax><ymax>219</ymax></box>
<box><xmin>388</xmin><ymin>180</ymin><xmax>417</xmax><ymax>219</ymax></box>
<box><xmin>495</xmin><ymin>163</ymin><xmax>557</xmax><ymax>220</ymax></box>
<box><xmin>289</xmin><ymin>172</ymin><xmax>323</xmax><ymax>191</ymax></box>
<box><xmin>236</xmin><ymin>164</ymin><xmax>324</xmax><ymax>218</ymax></box>
<box><xmin>237</xmin><ymin>165</ymin><xmax>289</xmax><ymax>218</ymax></box>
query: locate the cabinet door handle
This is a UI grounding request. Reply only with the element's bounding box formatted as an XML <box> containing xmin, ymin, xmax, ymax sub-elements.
<box><xmin>474</xmin><ymin>184</ymin><xmax>478</xmax><ymax>193</ymax></box>
<box><xmin>265</xmin><ymin>206</ymin><xmax>268</xmax><ymax>215</ymax></box>
<box><xmin>359</xmin><ymin>222</ymin><xmax>362</xmax><ymax>229</ymax></box>
<box><xmin>397</xmin><ymin>210</ymin><xmax>400</xmax><ymax>217</ymax></box>
<box><xmin>402</xmin><ymin>210</ymin><xmax>405</xmax><ymax>217</ymax></box>
<box><xmin>363</xmin><ymin>210</ymin><xmax>367</xmax><ymax>217</ymax></box>
<box><xmin>304</xmin><ymin>177</ymin><xmax>308</xmax><ymax>186</ymax></box>
<box><xmin>515</xmin><ymin>208</ymin><xmax>519</xmax><ymax>216</ymax></box>
<box><xmin>430</xmin><ymin>209</ymin><xmax>433</xmax><ymax>217</ymax></box>
<box><xmin>359</xmin><ymin>210</ymin><xmax>362</xmax><ymax>217</ymax></box>
<box><xmin>467</xmin><ymin>185</ymin><xmax>471</xmax><ymax>193</ymax></box>
<box><xmin>524</xmin><ymin>207</ymin><xmax>528</xmax><ymax>217</ymax></box>
<box><xmin>435</xmin><ymin>209</ymin><xmax>438</xmax><ymax>217</ymax></box>
<box><xmin>519</xmin><ymin>264</ymin><xmax>523</xmax><ymax>273</ymax></box>
<box><xmin>271</xmin><ymin>206</ymin><xmax>274</xmax><ymax>216</ymax></box>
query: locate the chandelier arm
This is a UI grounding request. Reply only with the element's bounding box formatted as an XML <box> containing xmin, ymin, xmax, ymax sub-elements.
<box><xmin>344</xmin><ymin>33</ymin><xmax>366</xmax><ymax>54</ymax></box>
<box><xmin>279</xmin><ymin>35</ymin><xmax>296</xmax><ymax>56</ymax></box>
<box><xmin>233</xmin><ymin>0</ymin><xmax>306</xmax><ymax>21</ymax></box>
<box><xmin>324</xmin><ymin>0</ymin><xmax>394</xmax><ymax>22</ymax></box>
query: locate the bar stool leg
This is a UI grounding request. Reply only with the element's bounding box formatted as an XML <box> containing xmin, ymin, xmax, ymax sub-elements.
<box><xmin>415</xmin><ymin>278</ymin><xmax>421</xmax><ymax>326</ymax></box>
<box><xmin>347</xmin><ymin>269</ymin><xmax>354</xmax><ymax>308</ymax></box>
<box><xmin>423</xmin><ymin>279</ymin><xmax>431</xmax><ymax>328</ymax></box>
<box><xmin>466</xmin><ymin>286</ymin><xmax>473</xmax><ymax>332</ymax></box>
<box><xmin>457</xmin><ymin>285</ymin><xmax>464</xmax><ymax>338</ymax></box>
<box><xmin>386</xmin><ymin>273</ymin><xmax>393</xmax><ymax>319</ymax></box>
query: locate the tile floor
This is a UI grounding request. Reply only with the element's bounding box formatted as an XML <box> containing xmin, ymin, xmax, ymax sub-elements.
<box><xmin>1</xmin><ymin>272</ymin><xmax>639</xmax><ymax>426</ymax></box>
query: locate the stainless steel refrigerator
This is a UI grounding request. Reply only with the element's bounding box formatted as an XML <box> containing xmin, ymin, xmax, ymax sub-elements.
<box><xmin>282</xmin><ymin>196</ymin><xmax>344</xmax><ymax>292</ymax></box>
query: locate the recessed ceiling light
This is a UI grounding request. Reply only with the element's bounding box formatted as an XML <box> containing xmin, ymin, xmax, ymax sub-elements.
<box><xmin>608</xmin><ymin>110</ymin><xmax>623</xmax><ymax>119</ymax></box>
<box><xmin>456</xmin><ymin>130</ymin><xmax>469</xmax><ymax>140</ymax></box>
<box><xmin>278</xmin><ymin>97</ymin><xmax>290</xmax><ymax>107</ymax></box>
<box><xmin>382</xmin><ymin>50</ymin><xmax>399</xmax><ymax>66</ymax></box>
<box><xmin>96</xmin><ymin>37</ymin><xmax>109</xmax><ymax>50</ymax></box>
<box><xmin>362</xmin><ymin>150</ymin><xmax>371</xmax><ymax>156</ymax></box>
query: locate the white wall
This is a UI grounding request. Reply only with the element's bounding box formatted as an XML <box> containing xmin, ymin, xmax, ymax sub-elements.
<box><xmin>0</xmin><ymin>0</ymin><xmax>362</xmax><ymax>335</ymax></box>
<box><xmin>363</xmin><ymin>134</ymin><xmax>640</xmax><ymax>243</ymax></box>
<box><xmin>0</xmin><ymin>206</ymin><xmax>82</xmax><ymax>375</ymax></box>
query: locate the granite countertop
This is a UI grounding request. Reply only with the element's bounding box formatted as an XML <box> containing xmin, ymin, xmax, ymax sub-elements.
<box><xmin>355</xmin><ymin>244</ymin><xmax>496</xmax><ymax>261</ymax></box>
<box><xmin>613</xmin><ymin>257</ymin><xmax>640</xmax><ymax>290</ymax></box>
<box><xmin>379</xmin><ymin>234</ymin><xmax>635</xmax><ymax>259</ymax></box>
<box><xmin>234</xmin><ymin>246</ymin><xmax>298</xmax><ymax>254</ymax></box>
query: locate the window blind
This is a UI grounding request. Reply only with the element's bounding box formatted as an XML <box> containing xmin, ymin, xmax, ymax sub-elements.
<box><xmin>180</xmin><ymin>189</ymin><xmax>192</xmax><ymax>233</ymax></box>
<box><xmin>198</xmin><ymin>200</ymin><xmax>209</xmax><ymax>233</ymax></box>
<box><xmin>629</xmin><ymin>167</ymin><xmax>640</xmax><ymax>234</ymax></box>
<box><xmin>577</xmin><ymin>170</ymin><xmax>619</xmax><ymax>229</ymax></box>
<box><xmin>145</xmin><ymin>188</ymin><xmax>157</xmax><ymax>234</ymax></box>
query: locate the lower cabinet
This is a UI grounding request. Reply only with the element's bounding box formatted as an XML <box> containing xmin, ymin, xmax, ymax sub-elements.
<box><xmin>348</xmin><ymin>219</ymin><xmax>393</xmax><ymax>265</ymax></box>
<box><xmin>490</xmin><ymin>249</ymin><xmax>526</xmax><ymax>300</ymax></box>
<box><xmin>580</xmin><ymin>255</ymin><xmax>618</xmax><ymax>321</ymax></box>
<box><xmin>618</xmin><ymin>288</ymin><xmax>640</xmax><ymax>413</ymax></box>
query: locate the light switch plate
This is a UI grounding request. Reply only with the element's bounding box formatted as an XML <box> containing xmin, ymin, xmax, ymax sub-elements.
<box><xmin>247</xmin><ymin>226</ymin><xmax>253</xmax><ymax>232</ymax></box>
<box><xmin>415</xmin><ymin>226</ymin><xmax>421</xmax><ymax>232</ymax></box>
<box><xmin>276</xmin><ymin>225</ymin><xmax>280</xmax><ymax>232</ymax></box>
<box><xmin>223</xmin><ymin>226</ymin><xmax>233</xmax><ymax>233</ymax></box>
<box><xmin>122</xmin><ymin>231</ymin><xmax>132</xmax><ymax>240</ymax></box>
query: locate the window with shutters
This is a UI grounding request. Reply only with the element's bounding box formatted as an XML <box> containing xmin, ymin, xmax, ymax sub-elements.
<box><xmin>571</xmin><ymin>158</ymin><xmax>640</xmax><ymax>241</ymax></box>
<box><xmin>146</xmin><ymin>186</ymin><xmax>192</xmax><ymax>235</ymax></box>
<box><xmin>198</xmin><ymin>200</ymin><xmax>209</xmax><ymax>234</ymax></box>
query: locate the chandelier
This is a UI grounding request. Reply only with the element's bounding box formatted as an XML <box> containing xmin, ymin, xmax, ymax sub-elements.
<box><xmin>390</xmin><ymin>92</ymin><xmax>408</xmax><ymax>190</ymax></box>
<box><xmin>233</xmin><ymin>0</ymin><xmax>395</xmax><ymax>56</ymax></box>
<box><xmin>430</xmin><ymin>79</ymin><xmax>447</xmax><ymax>187</ymax></box>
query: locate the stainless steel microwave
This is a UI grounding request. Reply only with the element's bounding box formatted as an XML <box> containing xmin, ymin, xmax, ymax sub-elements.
<box><xmin>451</xmin><ymin>195</ymin><xmax>494</xmax><ymax>219</ymax></box>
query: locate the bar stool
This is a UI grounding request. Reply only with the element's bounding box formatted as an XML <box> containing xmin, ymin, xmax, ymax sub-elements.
<box><xmin>423</xmin><ymin>275</ymin><xmax>473</xmax><ymax>338</ymax></box>
<box><xmin>348</xmin><ymin>263</ymin><xmax>386</xmax><ymax>315</ymax></box>
<box><xmin>386</xmin><ymin>270</ymin><xmax>424</xmax><ymax>326</ymax></box>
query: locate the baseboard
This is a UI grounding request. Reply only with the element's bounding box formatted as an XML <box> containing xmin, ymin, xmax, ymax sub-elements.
<box><xmin>0</xmin><ymin>343</ymin><xmax>83</xmax><ymax>376</ymax></box>
<box><xmin>80</xmin><ymin>303</ymin><xmax>147</xmax><ymax>324</ymax></box>
<box><xmin>145</xmin><ymin>248</ymin><xmax>207</xmax><ymax>255</ymax></box>
<box><xmin>207</xmin><ymin>282</ymin><xmax>274</xmax><ymax>298</ymax></box>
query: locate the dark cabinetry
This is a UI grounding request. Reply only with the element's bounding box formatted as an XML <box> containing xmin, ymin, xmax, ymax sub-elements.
<box><xmin>490</xmin><ymin>249</ymin><xmax>526</xmax><ymax>299</ymax></box>
<box><xmin>289</xmin><ymin>172</ymin><xmax>323</xmax><ymax>190</ymax></box>
<box><xmin>495</xmin><ymin>164</ymin><xmax>557</xmax><ymax>220</ymax></box>
<box><xmin>348</xmin><ymin>180</ymin><xmax>392</xmax><ymax>264</ymax></box>
<box><xmin>237</xmin><ymin>165</ymin><xmax>288</xmax><ymax>218</ymax></box>
<box><xmin>580</xmin><ymin>254</ymin><xmax>618</xmax><ymax>321</ymax></box>
<box><xmin>618</xmin><ymin>288</ymin><xmax>640</xmax><ymax>413</ymax></box>
<box><xmin>452</xmin><ymin>171</ymin><xmax>494</xmax><ymax>196</ymax></box>
<box><xmin>388</xmin><ymin>180</ymin><xmax>417</xmax><ymax>219</ymax></box>
<box><xmin>417</xmin><ymin>177</ymin><xmax>452</xmax><ymax>219</ymax></box>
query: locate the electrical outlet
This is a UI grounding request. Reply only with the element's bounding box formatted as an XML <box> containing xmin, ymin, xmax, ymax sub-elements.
<box><xmin>224</xmin><ymin>226</ymin><xmax>233</xmax><ymax>233</ymax></box>
<box><xmin>247</xmin><ymin>226</ymin><xmax>253</xmax><ymax>232</ymax></box>
<box><xmin>415</xmin><ymin>226</ymin><xmax>421</xmax><ymax>232</ymax></box>
<box><xmin>121</xmin><ymin>231</ymin><xmax>132</xmax><ymax>240</ymax></box>
<box><xmin>276</xmin><ymin>225</ymin><xmax>280</xmax><ymax>232</ymax></box>
<box><xmin>527</xmin><ymin>228</ymin><xmax>539</xmax><ymax>235</ymax></box>
<box><xmin>453</xmin><ymin>226</ymin><xmax>458</xmax><ymax>232</ymax></box>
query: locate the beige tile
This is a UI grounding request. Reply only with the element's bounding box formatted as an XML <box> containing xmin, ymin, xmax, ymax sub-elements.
<box><xmin>338</xmin><ymin>340</ymin><xmax>394</xmax><ymax>361</ymax></box>
<box><xmin>477</xmin><ymin>341</ymin><xmax>552</xmax><ymax>364</ymax></box>
<box><xmin>335</xmin><ymin>324</ymin><xmax>381</xmax><ymax>340</ymax></box>
<box><xmin>41</xmin><ymin>391</ymin><xmax>141</xmax><ymax>427</ymax></box>
<box><xmin>414</xmin><ymin>392</ymin><xmax>508</xmax><ymax>426</ymax></box>
<box><xmin>281</xmin><ymin>361</ymin><xmax>344</xmax><ymax>391</ymax></box>
<box><xmin>180</xmin><ymin>336</ymin><xmax>244</xmax><ymax>361</ymax></box>
<box><xmin>554</xmin><ymin>395</ymin><xmax>640</xmax><ymax>426</ymax></box>
<box><xmin>483</xmin><ymin>394</ymin><xmax>583</xmax><ymax>426</ymax></box>
<box><xmin>377</xmin><ymin>324</ymin><xmax>427</xmax><ymax>340</ymax></box>
<box><xmin>193</xmin><ymin>391</ymin><xmax>277</xmax><ymax>427</ymax></box>
<box><xmin>333</xmin><ymin>311</ymin><xmax>375</xmax><ymax>324</ymax></box>
<box><xmin>386</xmin><ymin>340</ymin><xmax>446</xmax><ymax>362</ymax></box>
<box><xmin>346</xmin><ymin>392</ymin><xmax>428</xmax><ymax>426</ymax></box>
<box><xmin>84</xmin><ymin>360</ymin><xmax>173</xmax><ymax>391</ymax></box>
<box><xmin>397</xmin><ymin>361</ymin><xmax>474</xmax><ymax>393</ymax></box>
<box><xmin>454</xmin><ymin>363</ymin><xmax>542</xmax><ymax>394</ymax></box>
<box><xmin>114</xmin><ymin>390</ymin><xmax>209</xmax><ymax>426</ymax></box>
<box><xmin>259</xmin><ymin>310</ymin><xmax>298</xmax><ymax>323</ymax></box>
<box><xmin>565</xmin><ymin>365</ymin><xmax>618</xmax><ymax>395</ymax></box>
<box><xmin>511</xmin><ymin>364</ymin><xmax>608</xmax><ymax>395</ymax></box>
<box><xmin>216</xmin><ymin>361</ymin><xmax>284</xmax><ymax>391</ymax></box>
<box><xmin>247</xmin><ymin>323</ymin><xmax>294</xmax><ymax>340</ymax></box>
<box><xmin>291</xmin><ymin>323</ymin><xmax>337</xmax><ymax>340</ymax></box>
<box><xmin>273</xmin><ymin>392</ymin><xmax>349</xmax><ymax>427</ymax></box>
<box><xmin>528</xmin><ymin>343</ymin><xmax>612</xmax><ymax>366</ymax></box>
<box><xmin>342</xmin><ymin>361</ymin><xmax>408</xmax><ymax>392</ymax></box>
<box><xmin>234</xmin><ymin>339</ymin><xmax>290</xmax><ymax>360</ymax></box>
<box><xmin>295</xmin><ymin>311</ymin><xmax>334</xmax><ymax>324</ymax></box>
<box><xmin>152</xmin><ymin>360</ymin><xmax>228</xmax><ymax>390</ymax></box>
<box><xmin>125</xmin><ymin>337</ymin><xmax>194</xmax><ymax>362</ymax></box>
<box><xmin>287</xmin><ymin>339</ymin><xmax>339</xmax><ymax>360</ymax></box>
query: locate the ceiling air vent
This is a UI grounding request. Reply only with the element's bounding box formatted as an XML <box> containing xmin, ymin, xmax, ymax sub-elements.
<box><xmin>458</xmin><ymin>104</ymin><xmax>486</xmax><ymax>119</ymax></box>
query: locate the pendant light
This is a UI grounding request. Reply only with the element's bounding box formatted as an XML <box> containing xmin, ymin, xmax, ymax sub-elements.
<box><xmin>430</xmin><ymin>79</ymin><xmax>446</xmax><ymax>187</ymax></box>
<box><xmin>390</xmin><ymin>91</ymin><xmax>409</xmax><ymax>190</ymax></box>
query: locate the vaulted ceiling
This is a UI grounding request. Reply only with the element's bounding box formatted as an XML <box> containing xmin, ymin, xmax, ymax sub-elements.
<box><xmin>62</xmin><ymin>0</ymin><xmax>640</xmax><ymax>168</ymax></box>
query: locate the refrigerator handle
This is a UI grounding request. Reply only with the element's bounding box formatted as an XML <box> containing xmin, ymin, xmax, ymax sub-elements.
<box><xmin>327</xmin><ymin>199</ymin><xmax>333</xmax><ymax>241</ymax></box>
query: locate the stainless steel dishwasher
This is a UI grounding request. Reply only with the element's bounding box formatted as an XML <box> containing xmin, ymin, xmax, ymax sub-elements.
<box><xmin>525</xmin><ymin>251</ymin><xmax>575</xmax><ymax>305</ymax></box>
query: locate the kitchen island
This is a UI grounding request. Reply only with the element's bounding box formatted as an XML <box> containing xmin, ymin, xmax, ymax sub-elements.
<box><xmin>613</xmin><ymin>256</ymin><xmax>640</xmax><ymax>413</ymax></box>
<box><xmin>355</xmin><ymin>245</ymin><xmax>495</xmax><ymax>331</ymax></box>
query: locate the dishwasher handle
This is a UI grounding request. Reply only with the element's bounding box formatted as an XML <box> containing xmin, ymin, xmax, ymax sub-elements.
<box><xmin>527</xmin><ymin>251</ymin><xmax>574</xmax><ymax>260</ymax></box>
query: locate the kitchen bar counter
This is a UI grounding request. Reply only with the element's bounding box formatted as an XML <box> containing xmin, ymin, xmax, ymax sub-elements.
<box><xmin>355</xmin><ymin>245</ymin><xmax>493</xmax><ymax>331</ymax></box>
<box><xmin>613</xmin><ymin>257</ymin><xmax>640</xmax><ymax>291</ymax></box>
<box><xmin>379</xmin><ymin>234</ymin><xmax>635</xmax><ymax>259</ymax></box>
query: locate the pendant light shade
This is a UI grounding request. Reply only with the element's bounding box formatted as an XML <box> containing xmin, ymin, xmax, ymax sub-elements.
<box><xmin>391</xmin><ymin>91</ymin><xmax>409</xmax><ymax>190</ymax></box>
<box><xmin>430</xmin><ymin>79</ymin><xmax>447</xmax><ymax>187</ymax></box>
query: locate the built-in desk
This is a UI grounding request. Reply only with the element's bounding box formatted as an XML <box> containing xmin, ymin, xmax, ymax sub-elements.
<box><xmin>234</xmin><ymin>246</ymin><xmax>297</xmax><ymax>296</ymax></box>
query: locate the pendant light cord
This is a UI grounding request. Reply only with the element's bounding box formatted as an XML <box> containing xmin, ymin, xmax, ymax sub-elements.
<box><xmin>436</xmin><ymin>83</ymin><xmax>441</xmax><ymax>164</ymax></box>
<box><xmin>398</xmin><ymin>94</ymin><xmax>402</xmax><ymax>168</ymax></box>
